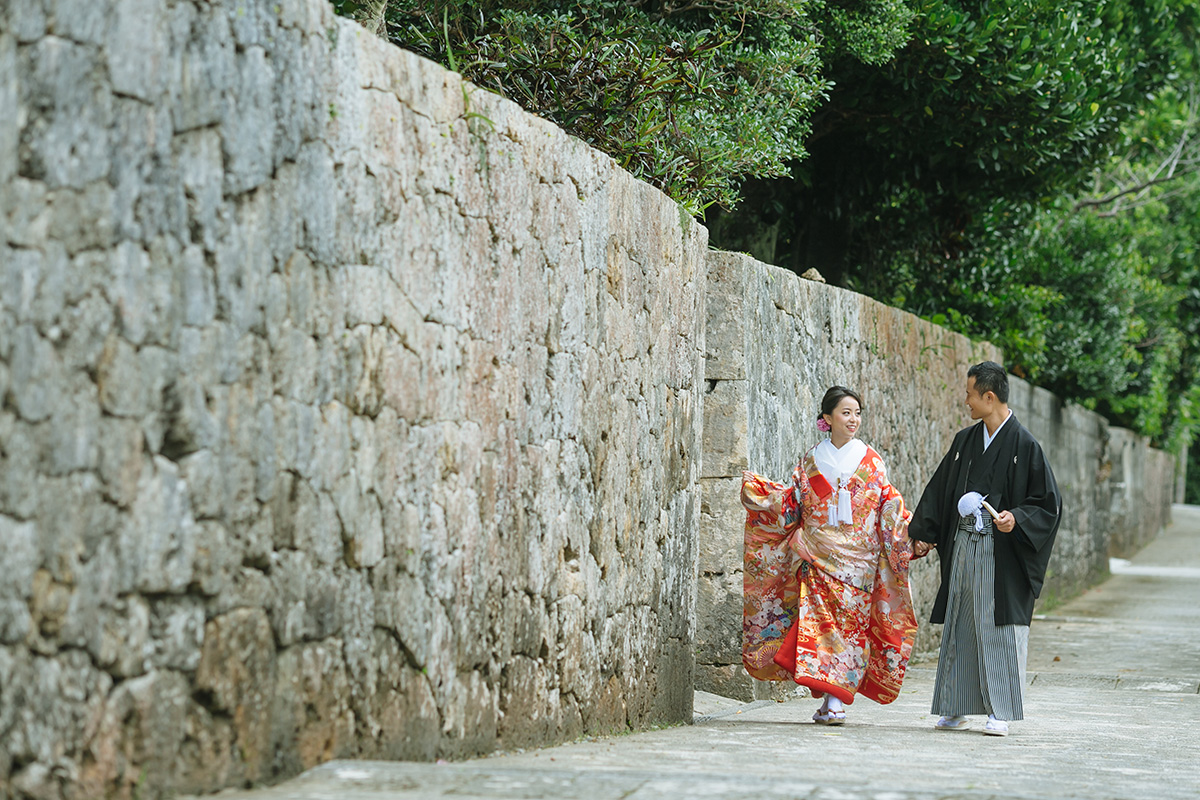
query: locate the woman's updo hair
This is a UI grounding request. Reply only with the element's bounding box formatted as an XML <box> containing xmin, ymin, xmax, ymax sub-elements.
<box><xmin>819</xmin><ymin>386</ymin><xmax>863</xmax><ymax>419</ymax></box>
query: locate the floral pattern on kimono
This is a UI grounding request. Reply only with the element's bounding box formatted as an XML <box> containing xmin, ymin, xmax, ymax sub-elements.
<box><xmin>742</xmin><ymin>445</ymin><xmax>917</xmax><ymax>705</ymax></box>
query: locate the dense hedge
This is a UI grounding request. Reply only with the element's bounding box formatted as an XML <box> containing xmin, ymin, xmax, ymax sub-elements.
<box><xmin>333</xmin><ymin>0</ymin><xmax>916</xmax><ymax>213</ymax></box>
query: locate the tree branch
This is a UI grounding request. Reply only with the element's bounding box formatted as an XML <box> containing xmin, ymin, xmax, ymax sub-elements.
<box><xmin>1073</xmin><ymin>168</ymin><xmax>1199</xmax><ymax>212</ymax></box>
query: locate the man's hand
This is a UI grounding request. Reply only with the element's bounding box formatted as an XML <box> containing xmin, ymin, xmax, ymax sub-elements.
<box><xmin>912</xmin><ymin>540</ymin><xmax>934</xmax><ymax>558</ymax></box>
<box><xmin>995</xmin><ymin>510</ymin><xmax>1016</xmax><ymax>533</ymax></box>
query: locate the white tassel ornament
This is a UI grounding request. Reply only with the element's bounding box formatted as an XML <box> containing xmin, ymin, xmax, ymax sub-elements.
<box><xmin>837</xmin><ymin>483</ymin><xmax>852</xmax><ymax>527</ymax></box>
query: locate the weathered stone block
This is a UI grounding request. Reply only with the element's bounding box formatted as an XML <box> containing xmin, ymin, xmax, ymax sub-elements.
<box><xmin>48</xmin><ymin>180</ymin><xmax>116</xmax><ymax>257</ymax></box>
<box><xmin>2</xmin><ymin>649</ymin><xmax>113</xmax><ymax>789</ymax></box>
<box><xmin>340</xmin><ymin>265</ymin><xmax>383</xmax><ymax>327</ymax></box>
<box><xmin>191</xmin><ymin>521</ymin><xmax>238</xmax><ymax>600</ymax></box>
<box><xmin>270</xmin><ymin>549</ymin><xmax>345</xmax><ymax>645</ymax></box>
<box><xmin>699</xmin><ymin>477</ymin><xmax>743</xmax><ymax>575</ymax></box>
<box><xmin>95</xmin><ymin>335</ymin><xmax>146</xmax><ymax>419</ymax></box>
<box><xmin>497</xmin><ymin>655</ymin><xmax>557</xmax><ymax>750</ymax></box>
<box><xmin>337</xmin><ymin>567</ymin><xmax>374</xmax><ymax>677</ymax></box>
<box><xmin>51</xmin><ymin>0</ymin><xmax>110</xmax><ymax>45</ymax></box>
<box><xmin>700</xmin><ymin>379</ymin><xmax>749</xmax><ymax>479</ymax></box>
<box><xmin>196</xmin><ymin>608</ymin><xmax>275</xmax><ymax>781</ymax></box>
<box><xmin>291</xmin><ymin>476</ymin><xmax>343</xmax><ymax>567</ymax></box>
<box><xmin>213</xmin><ymin>226</ymin><xmax>270</xmax><ymax>340</ymax></box>
<box><xmin>694</xmin><ymin>663</ymin><xmax>790</xmax><ymax>704</ymax></box>
<box><xmin>171</xmin><ymin>0</ymin><xmax>235</xmax><ymax>133</ymax></box>
<box><xmin>296</xmin><ymin>140</ymin><xmax>338</xmax><ymax>264</ymax></box>
<box><xmin>2</xmin><ymin>178</ymin><xmax>50</xmax><ymax>251</ymax></box>
<box><xmin>343</xmin><ymin>491</ymin><xmax>384</xmax><ymax>570</ymax></box>
<box><xmin>222</xmin><ymin>46</ymin><xmax>276</xmax><ymax>195</ymax></box>
<box><xmin>3</xmin><ymin>243</ymin><xmax>57</xmax><ymax>327</ymax></box>
<box><xmin>120</xmin><ymin>457</ymin><xmax>197</xmax><ymax>594</ymax></box>
<box><xmin>271</xmin><ymin>27</ymin><xmax>320</xmax><ymax>166</ymax></box>
<box><xmin>341</xmin><ymin>325</ymin><xmax>386</xmax><ymax>417</ymax></box>
<box><xmin>90</xmin><ymin>668</ymin><xmax>190</xmax><ymax>795</ymax></box>
<box><xmin>163</xmin><ymin>376</ymin><xmax>219</xmax><ymax>462</ymax></box>
<box><xmin>9</xmin><ymin>324</ymin><xmax>63</xmax><ymax>423</ymax></box>
<box><xmin>361</xmin><ymin>632</ymin><xmax>440</xmax><ymax>761</ymax></box>
<box><xmin>148</xmin><ymin>598</ymin><xmax>206</xmax><ymax>672</ymax></box>
<box><xmin>180</xmin><ymin>243</ymin><xmax>218</xmax><ymax>327</ymax></box>
<box><xmin>0</xmin><ymin>515</ymin><xmax>35</xmax><ymax>588</ymax></box>
<box><xmin>441</xmin><ymin>671</ymin><xmax>499</xmax><ymax>758</ymax></box>
<box><xmin>88</xmin><ymin>594</ymin><xmax>152</xmax><ymax>678</ymax></box>
<box><xmin>20</xmin><ymin>36</ymin><xmax>113</xmax><ymax>189</ymax></box>
<box><xmin>35</xmin><ymin>473</ymin><xmax>122</xmax><ymax>584</ymax></box>
<box><xmin>271</xmin><ymin>639</ymin><xmax>355</xmax><ymax>776</ymax></box>
<box><xmin>226</xmin><ymin>0</ymin><xmax>281</xmax><ymax>48</ymax></box>
<box><xmin>5</xmin><ymin>1</ymin><xmax>46</xmax><ymax>42</ymax></box>
<box><xmin>371</xmin><ymin>565</ymin><xmax>455</xmax><ymax>688</ymax></box>
<box><xmin>106</xmin><ymin>0</ymin><xmax>170</xmax><ymax>102</ymax></box>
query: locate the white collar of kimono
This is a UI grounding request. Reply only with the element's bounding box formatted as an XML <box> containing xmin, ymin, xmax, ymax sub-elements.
<box><xmin>814</xmin><ymin>438</ymin><xmax>867</xmax><ymax>484</ymax></box>
<box><xmin>983</xmin><ymin>409</ymin><xmax>1013</xmax><ymax>451</ymax></box>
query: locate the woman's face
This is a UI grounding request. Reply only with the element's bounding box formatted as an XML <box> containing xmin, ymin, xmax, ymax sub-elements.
<box><xmin>823</xmin><ymin>396</ymin><xmax>861</xmax><ymax>443</ymax></box>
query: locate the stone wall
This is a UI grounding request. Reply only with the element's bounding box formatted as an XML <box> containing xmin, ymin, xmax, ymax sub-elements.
<box><xmin>1106</xmin><ymin>428</ymin><xmax>1177</xmax><ymax>558</ymax></box>
<box><xmin>0</xmin><ymin>2</ymin><xmax>706</xmax><ymax>798</ymax></box>
<box><xmin>697</xmin><ymin>252</ymin><xmax>1176</xmax><ymax>700</ymax></box>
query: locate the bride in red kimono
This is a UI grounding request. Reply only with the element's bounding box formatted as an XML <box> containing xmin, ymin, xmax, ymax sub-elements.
<box><xmin>741</xmin><ymin>386</ymin><xmax>918</xmax><ymax>725</ymax></box>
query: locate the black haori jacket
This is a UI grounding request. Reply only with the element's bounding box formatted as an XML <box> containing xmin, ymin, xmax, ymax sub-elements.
<box><xmin>908</xmin><ymin>414</ymin><xmax>1062</xmax><ymax>626</ymax></box>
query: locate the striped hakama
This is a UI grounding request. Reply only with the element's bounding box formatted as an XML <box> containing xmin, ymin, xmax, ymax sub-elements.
<box><xmin>931</xmin><ymin>515</ymin><xmax>1029</xmax><ymax>720</ymax></box>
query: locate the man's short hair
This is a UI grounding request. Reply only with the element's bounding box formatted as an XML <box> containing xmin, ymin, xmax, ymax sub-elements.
<box><xmin>968</xmin><ymin>361</ymin><xmax>1009</xmax><ymax>403</ymax></box>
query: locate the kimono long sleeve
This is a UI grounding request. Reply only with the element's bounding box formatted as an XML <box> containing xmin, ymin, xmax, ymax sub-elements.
<box><xmin>1003</xmin><ymin>434</ymin><xmax>1062</xmax><ymax>604</ymax></box>
<box><xmin>741</xmin><ymin>469</ymin><xmax>803</xmax><ymax>681</ymax></box>
<box><xmin>1010</xmin><ymin>437</ymin><xmax>1061</xmax><ymax>553</ymax></box>
<box><xmin>874</xmin><ymin>461</ymin><xmax>914</xmax><ymax>576</ymax></box>
<box><xmin>857</xmin><ymin>457</ymin><xmax>918</xmax><ymax>704</ymax></box>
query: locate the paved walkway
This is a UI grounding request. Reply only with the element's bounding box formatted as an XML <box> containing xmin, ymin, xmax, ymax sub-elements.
<box><xmin>190</xmin><ymin>506</ymin><xmax>1200</xmax><ymax>800</ymax></box>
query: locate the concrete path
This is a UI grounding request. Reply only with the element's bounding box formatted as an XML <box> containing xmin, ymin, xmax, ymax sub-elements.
<box><xmin>189</xmin><ymin>506</ymin><xmax>1200</xmax><ymax>800</ymax></box>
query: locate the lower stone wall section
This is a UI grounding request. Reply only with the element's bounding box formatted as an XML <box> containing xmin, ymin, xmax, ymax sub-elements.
<box><xmin>1105</xmin><ymin>428</ymin><xmax>1176</xmax><ymax>559</ymax></box>
<box><xmin>0</xmin><ymin>2</ymin><xmax>705</xmax><ymax>798</ymax></box>
<box><xmin>697</xmin><ymin>252</ymin><xmax>1176</xmax><ymax>701</ymax></box>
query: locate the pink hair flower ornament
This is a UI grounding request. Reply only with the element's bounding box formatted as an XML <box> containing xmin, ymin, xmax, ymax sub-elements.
<box><xmin>816</xmin><ymin>417</ymin><xmax>832</xmax><ymax>432</ymax></box>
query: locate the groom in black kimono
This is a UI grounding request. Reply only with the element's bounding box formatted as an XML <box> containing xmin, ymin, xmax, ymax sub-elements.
<box><xmin>908</xmin><ymin>361</ymin><xmax>1061</xmax><ymax>736</ymax></box>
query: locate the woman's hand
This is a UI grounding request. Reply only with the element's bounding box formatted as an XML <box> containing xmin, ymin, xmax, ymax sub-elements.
<box><xmin>912</xmin><ymin>540</ymin><xmax>935</xmax><ymax>559</ymax></box>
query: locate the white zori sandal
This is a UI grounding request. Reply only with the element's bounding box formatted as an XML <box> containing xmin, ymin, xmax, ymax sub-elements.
<box><xmin>813</xmin><ymin>695</ymin><xmax>846</xmax><ymax>725</ymax></box>
<box><xmin>983</xmin><ymin>716</ymin><xmax>1009</xmax><ymax>736</ymax></box>
<box><xmin>935</xmin><ymin>715</ymin><xmax>970</xmax><ymax>731</ymax></box>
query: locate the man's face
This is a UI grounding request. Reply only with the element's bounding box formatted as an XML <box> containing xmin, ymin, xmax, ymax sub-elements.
<box><xmin>965</xmin><ymin>376</ymin><xmax>992</xmax><ymax>420</ymax></box>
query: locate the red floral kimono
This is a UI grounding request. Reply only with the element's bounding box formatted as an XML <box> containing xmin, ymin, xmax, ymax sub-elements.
<box><xmin>742</xmin><ymin>444</ymin><xmax>917</xmax><ymax>705</ymax></box>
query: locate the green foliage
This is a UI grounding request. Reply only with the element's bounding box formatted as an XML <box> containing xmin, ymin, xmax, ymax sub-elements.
<box><xmin>903</xmin><ymin>77</ymin><xmax>1200</xmax><ymax>449</ymax></box>
<box><xmin>811</xmin><ymin>0</ymin><xmax>918</xmax><ymax>65</ymax></box>
<box><xmin>880</xmin><ymin>0</ymin><xmax>1175</xmax><ymax>183</ymax></box>
<box><xmin>1187</xmin><ymin>426</ymin><xmax>1200</xmax><ymax>503</ymax></box>
<box><xmin>712</xmin><ymin>0</ymin><xmax>1193</xmax><ymax>282</ymax></box>
<box><xmin>332</xmin><ymin>0</ymin><xmax>918</xmax><ymax>213</ymax></box>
